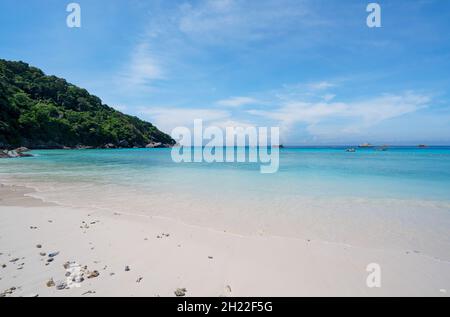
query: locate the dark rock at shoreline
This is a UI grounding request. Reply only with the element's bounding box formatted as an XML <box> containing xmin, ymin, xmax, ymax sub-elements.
<box><xmin>146</xmin><ymin>142</ymin><xmax>173</xmax><ymax>148</ymax></box>
<box><xmin>0</xmin><ymin>151</ymin><xmax>9</xmax><ymax>159</ymax></box>
<box><xmin>103</xmin><ymin>143</ymin><xmax>116</xmax><ymax>149</ymax></box>
<box><xmin>76</xmin><ymin>145</ymin><xmax>95</xmax><ymax>150</ymax></box>
<box><xmin>0</xmin><ymin>142</ymin><xmax>174</xmax><ymax>157</ymax></box>
<box><xmin>15</xmin><ymin>147</ymin><xmax>30</xmax><ymax>153</ymax></box>
<box><xmin>118</xmin><ymin>140</ymin><xmax>129</xmax><ymax>148</ymax></box>
<box><xmin>0</xmin><ymin>148</ymin><xmax>34</xmax><ymax>159</ymax></box>
<box><xmin>146</xmin><ymin>142</ymin><xmax>162</xmax><ymax>148</ymax></box>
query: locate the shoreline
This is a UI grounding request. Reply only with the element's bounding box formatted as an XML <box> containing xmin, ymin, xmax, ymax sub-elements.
<box><xmin>6</xmin><ymin>178</ymin><xmax>450</xmax><ymax>260</ymax></box>
<box><xmin>0</xmin><ymin>184</ymin><xmax>449</xmax><ymax>297</ymax></box>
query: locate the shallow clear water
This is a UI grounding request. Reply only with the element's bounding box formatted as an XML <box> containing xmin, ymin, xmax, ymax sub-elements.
<box><xmin>1</xmin><ymin>147</ymin><xmax>450</xmax><ymax>259</ymax></box>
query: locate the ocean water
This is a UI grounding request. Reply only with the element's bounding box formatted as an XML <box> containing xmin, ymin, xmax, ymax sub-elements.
<box><xmin>1</xmin><ymin>147</ymin><xmax>450</xmax><ymax>259</ymax></box>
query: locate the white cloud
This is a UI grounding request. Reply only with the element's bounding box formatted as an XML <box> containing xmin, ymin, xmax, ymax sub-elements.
<box><xmin>139</xmin><ymin>107</ymin><xmax>231</xmax><ymax>133</ymax></box>
<box><xmin>248</xmin><ymin>92</ymin><xmax>430</xmax><ymax>138</ymax></box>
<box><xmin>307</xmin><ymin>81</ymin><xmax>335</xmax><ymax>91</ymax></box>
<box><xmin>322</xmin><ymin>94</ymin><xmax>336</xmax><ymax>102</ymax></box>
<box><xmin>138</xmin><ymin>106</ymin><xmax>262</xmax><ymax>140</ymax></box>
<box><xmin>216</xmin><ymin>96</ymin><xmax>259</xmax><ymax>107</ymax></box>
<box><xmin>177</xmin><ymin>0</ymin><xmax>314</xmax><ymax>44</ymax></box>
<box><xmin>117</xmin><ymin>42</ymin><xmax>165</xmax><ymax>90</ymax></box>
<box><xmin>210</xmin><ymin>119</ymin><xmax>255</xmax><ymax>129</ymax></box>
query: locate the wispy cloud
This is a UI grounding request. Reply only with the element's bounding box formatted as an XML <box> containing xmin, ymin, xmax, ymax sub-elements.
<box><xmin>216</xmin><ymin>96</ymin><xmax>259</xmax><ymax>107</ymax></box>
<box><xmin>138</xmin><ymin>105</ymin><xmax>262</xmax><ymax>135</ymax></box>
<box><xmin>177</xmin><ymin>0</ymin><xmax>317</xmax><ymax>45</ymax></box>
<box><xmin>116</xmin><ymin>41</ymin><xmax>165</xmax><ymax>91</ymax></box>
<box><xmin>307</xmin><ymin>81</ymin><xmax>336</xmax><ymax>91</ymax></box>
<box><xmin>139</xmin><ymin>107</ymin><xmax>231</xmax><ymax>132</ymax></box>
<box><xmin>249</xmin><ymin>91</ymin><xmax>430</xmax><ymax>138</ymax></box>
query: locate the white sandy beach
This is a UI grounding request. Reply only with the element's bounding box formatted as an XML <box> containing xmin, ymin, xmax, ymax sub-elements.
<box><xmin>0</xmin><ymin>184</ymin><xmax>449</xmax><ymax>297</ymax></box>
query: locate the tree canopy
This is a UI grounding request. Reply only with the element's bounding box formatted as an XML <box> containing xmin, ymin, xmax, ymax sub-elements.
<box><xmin>0</xmin><ymin>59</ymin><xmax>174</xmax><ymax>149</ymax></box>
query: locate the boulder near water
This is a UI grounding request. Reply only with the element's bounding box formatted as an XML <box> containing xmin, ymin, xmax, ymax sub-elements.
<box><xmin>0</xmin><ymin>148</ymin><xmax>33</xmax><ymax>158</ymax></box>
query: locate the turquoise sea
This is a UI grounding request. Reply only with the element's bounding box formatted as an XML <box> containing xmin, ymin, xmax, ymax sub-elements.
<box><xmin>1</xmin><ymin>147</ymin><xmax>450</xmax><ymax>259</ymax></box>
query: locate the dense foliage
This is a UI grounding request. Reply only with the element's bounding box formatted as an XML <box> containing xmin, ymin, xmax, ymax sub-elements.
<box><xmin>0</xmin><ymin>59</ymin><xmax>174</xmax><ymax>149</ymax></box>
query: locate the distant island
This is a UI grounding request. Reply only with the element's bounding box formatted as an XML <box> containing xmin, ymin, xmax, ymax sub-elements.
<box><xmin>0</xmin><ymin>59</ymin><xmax>175</xmax><ymax>150</ymax></box>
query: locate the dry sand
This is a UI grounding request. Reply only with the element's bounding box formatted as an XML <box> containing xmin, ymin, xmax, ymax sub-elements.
<box><xmin>0</xmin><ymin>184</ymin><xmax>449</xmax><ymax>297</ymax></box>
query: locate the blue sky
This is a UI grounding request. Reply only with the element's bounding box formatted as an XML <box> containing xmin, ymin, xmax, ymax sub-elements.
<box><xmin>1</xmin><ymin>0</ymin><xmax>450</xmax><ymax>145</ymax></box>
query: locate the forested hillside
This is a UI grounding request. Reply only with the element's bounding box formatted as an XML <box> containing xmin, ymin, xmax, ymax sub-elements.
<box><xmin>0</xmin><ymin>59</ymin><xmax>174</xmax><ymax>149</ymax></box>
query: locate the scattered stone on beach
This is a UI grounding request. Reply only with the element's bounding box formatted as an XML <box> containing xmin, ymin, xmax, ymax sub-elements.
<box><xmin>136</xmin><ymin>277</ymin><xmax>143</xmax><ymax>283</ymax></box>
<box><xmin>0</xmin><ymin>287</ymin><xmax>16</xmax><ymax>297</ymax></box>
<box><xmin>46</xmin><ymin>279</ymin><xmax>55</xmax><ymax>287</ymax></box>
<box><xmin>225</xmin><ymin>285</ymin><xmax>232</xmax><ymax>294</ymax></box>
<box><xmin>62</xmin><ymin>261</ymin><xmax>91</xmax><ymax>287</ymax></box>
<box><xmin>1</xmin><ymin>264</ymin><xmax>6</xmax><ymax>268</ymax></box>
<box><xmin>9</xmin><ymin>258</ymin><xmax>19</xmax><ymax>263</ymax></box>
<box><xmin>39</xmin><ymin>252</ymin><xmax>46</xmax><ymax>257</ymax></box>
<box><xmin>125</xmin><ymin>266</ymin><xmax>130</xmax><ymax>272</ymax></box>
<box><xmin>48</xmin><ymin>252</ymin><xmax>59</xmax><ymax>258</ymax></box>
<box><xmin>56</xmin><ymin>281</ymin><xmax>67</xmax><ymax>290</ymax></box>
<box><xmin>87</xmin><ymin>270</ymin><xmax>100</xmax><ymax>279</ymax></box>
<box><xmin>47</xmin><ymin>258</ymin><xmax>54</xmax><ymax>263</ymax></box>
<box><xmin>26</xmin><ymin>293</ymin><xmax>39</xmax><ymax>298</ymax></box>
<box><xmin>110</xmin><ymin>272</ymin><xmax>115</xmax><ymax>276</ymax></box>
<box><xmin>36</xmin><ymin>244</ymin><xmax>42</xmax><ymax>249</ymax></box>
<box><xmin>29</xmin><ymin>226</ymin><xmax>38</xmax><ymax>230</ymax></box>
<box><xmin>208</xmin><ymin>256</ymin><xmax>213</xmax><ymax>259</ymax></box>
<box><xmin>174</xmin><ymin>288</ymin><xmax>187</xmax><ymax>297</ymax></box>
<box><xmin>82</xmin><ymin>290</ymin><xmax>96</xmax><ymax>296</ymax></box>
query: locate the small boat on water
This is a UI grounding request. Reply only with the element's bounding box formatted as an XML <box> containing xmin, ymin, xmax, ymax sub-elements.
<box><xmin>346</xmin><ymin>148</ymin><xmax>356</xmax><ymax>152</ymax></box>
<box><xmin>358</xmin><ymin>143</ymin><xmax>373</xmax><ymax>148</ymax></box>
<box><xmin>418</xmin><ymin>144</ymin><xmax>427</xmax><ymax>148</ymax></box>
